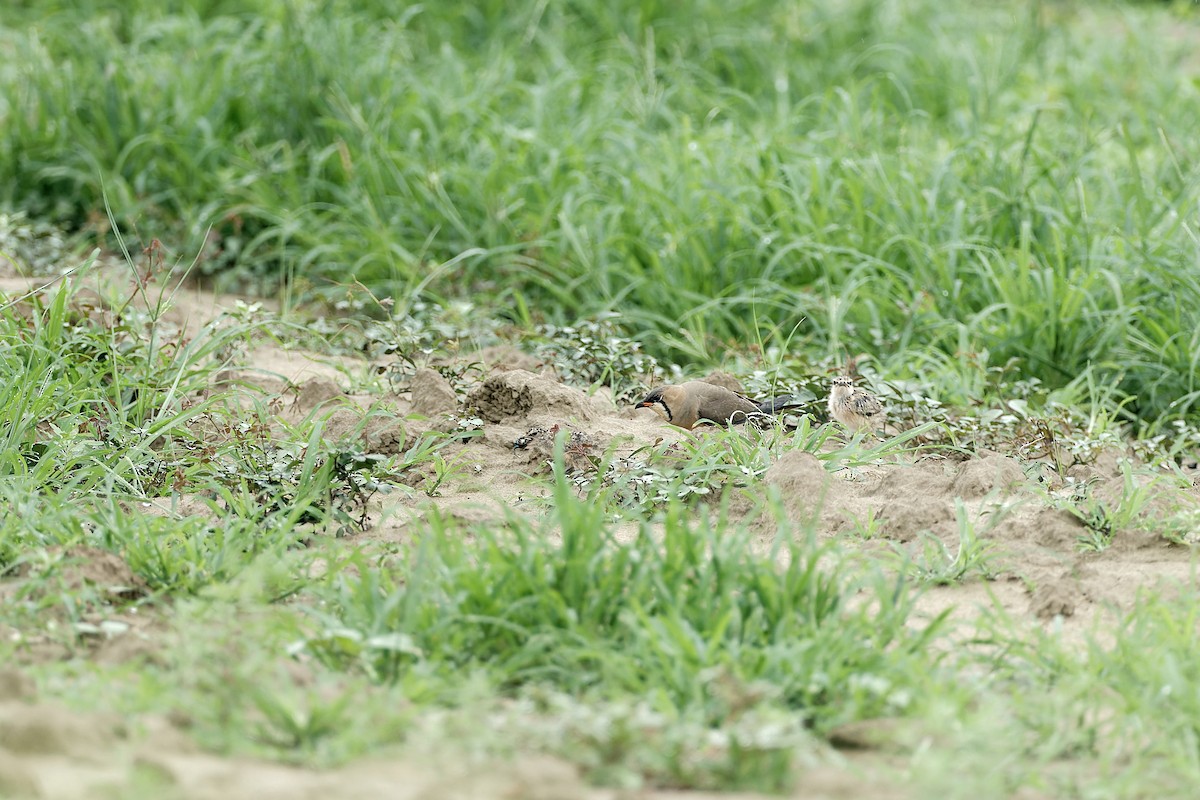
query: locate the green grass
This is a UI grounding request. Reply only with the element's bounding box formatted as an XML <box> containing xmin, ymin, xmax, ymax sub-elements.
<box><xmin>303</xmin><ymin>460</ymin><xmax>942</xmax><ymax>720</ymax></box>
<box><xmin>292</xmin><ymin>468</ymin><xmax>948</xmax><ymax>790</ymax></box>
<box><xmin>4</xmin><ymin>0</ymin><xmax>1200</xmax><ymax>425</ymax></box>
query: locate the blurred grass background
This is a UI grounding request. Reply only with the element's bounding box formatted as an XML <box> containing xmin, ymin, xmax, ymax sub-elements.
<box><xmin>2</xmin><ymin>0</ymin><xmax>1200</xmax><ymax>423</ymax></box>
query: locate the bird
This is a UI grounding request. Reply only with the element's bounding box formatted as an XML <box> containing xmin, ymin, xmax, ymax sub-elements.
<box><xmin>636</xmin><ymin>381</ymin><xmax>799</xmax><ymax>430</ymax></box>
<box><xmin>827</xmin><ymin>376</ymin><xmax>885</xmax><ymax>433</ymax></box>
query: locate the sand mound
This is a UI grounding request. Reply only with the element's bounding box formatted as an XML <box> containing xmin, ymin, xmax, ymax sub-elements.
<box><xmin>468</xmin><ymin>370</ymin><xmax>606</xmax><ymax>423</ymax></box>
<box><xmin>18</xmin><ymin>546</ymin><xmax>148</xmax><ymax>603</ymax></box>
<box><xmin>951</xmin><ymin>452</ymin><xmax>1026</xmax><ymax>498</ymax></box>
<box><xmin>765</xmin><ymin>451</ymin><xmax>843</xmax><ymax>529</ymax></box>
<box><xmin>409</xmin><ymin>367</ymin><xmax>458</xmax><ymax>417</ymax></box>
<box><xmin>292</xmin><ymin>378</ymin><xmax>344</xmax><ymax>412</ymax></box>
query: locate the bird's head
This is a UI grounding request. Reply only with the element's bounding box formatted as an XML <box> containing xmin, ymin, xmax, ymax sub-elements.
<box><xmin>829</xmin><ymin>376</ymin><xmax>855</xmax><ymax>399</ymax></box>
<box><xmin>637</xmin><ymin>386</ymin><xmax>675</xmax><ymax>422</ymax></box>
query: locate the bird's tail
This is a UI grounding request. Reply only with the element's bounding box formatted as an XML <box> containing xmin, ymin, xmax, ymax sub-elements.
<box><xmin>756</xmin><ymin>395</ymin><xmax>804</xmax><ymax>414</ymax></box>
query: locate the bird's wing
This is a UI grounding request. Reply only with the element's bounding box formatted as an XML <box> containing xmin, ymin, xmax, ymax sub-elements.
<box><xmin>691</xmin><ymin>382</ymin><xmax>759</xmax><ymax>410</ymax></box>
<box><xmin>850</xmin><ymin>391</ymin><xmax>883</xmax><ymax>416</ymax></box>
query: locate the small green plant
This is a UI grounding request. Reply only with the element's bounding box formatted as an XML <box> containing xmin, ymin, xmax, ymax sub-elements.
<box><xmin>1072</xmin><ymin>501</ymin><xmax>1117</xmax><ymax>553</ymax></box>
<box><xmin>533</xmin><ymin>315</ymin><xmax>665</xmax><ymax>403</ymax></box>
<box><xmin>422</xmin><ymin>452</ymin><xmax>461</xmax><ymax>497</ymax></box>
<box><xmin>901</xmin><ymin>500</ymin><xmax>1004</xmax><ymax>586</ymax></box>
<box><xmin>1154</xmin><ymin>507</ymin><xmax>1200</xmax><ymax>547</ymax></box>
<box><xmin>350</xmin><ymin>298</ymin><xmax>501</xmax><ymax>389</ymax></box>
<box><xmin>249</xmin><ymin>685</ymin><xmax>356</xmax><ymax>754</ymax></box>
<box><xmin>847</xmin><ymin>508</ymin><xmax>885</xmax><ymax>539</ymax></box>
<box><xmin>1052</xmin><ymin>463</ymin><xmax>1163</xmax><ymax>552</ymax></box>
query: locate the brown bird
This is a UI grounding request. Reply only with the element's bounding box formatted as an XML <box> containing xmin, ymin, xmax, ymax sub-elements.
<box><xmin>827</xmin><ymin>376</ymin><xmax>885</xmax><ymax>432</ymax></box>
<box><xmin>637</xmin><ymin>381</ymin><xmax>799</xmax><ymax>430</ymax></box>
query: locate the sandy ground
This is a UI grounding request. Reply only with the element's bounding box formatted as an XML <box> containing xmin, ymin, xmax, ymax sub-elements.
<box><xmin>2</xmin><ymin>273</ymin><xmax>1198</xmax><ymax>799</ymax></box>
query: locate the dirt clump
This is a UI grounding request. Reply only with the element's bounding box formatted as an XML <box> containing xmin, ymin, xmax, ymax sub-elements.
<box><xmin>1028</xmin><ymin>572</ymin><xmax>1081</xmax><ymax>620</ymax></box>
<box><xmin>26</xmin><ymin>546</ymin><xmax>148</xmax><ymax>603</ymax></box>
<box><xmin>765</xmin><ymin>451</ymin><xmax>842</xmax><ymax>529</ymax></box>
<box><xmin>512</xmin><ymin>424</ymin><xmax>599</xmax><ymax>473</ymax></box>
<box><xmin>468</xmin><ymin>369</ymin><xmax>604</xmax><ymax>423</ymax></box>
<box><xmin>357</xmin><ymin>414</ymin><xmax>411</xmax><ymax>455</ymax></box>
<box><xmin>291</xmin><ymin>377</ymin><xmax>344</xmax><ymax>411</ymax></box>
<box><xmin>0</xmin><ymin>702</ymin><xmax>119</xmax><ymax>758</ymax></box>
<box><xmin>409</xmin><ymin>367</ymin><xmax>459</xmax><ymax>417</ymax></box>
<box><xmin>952</xmin><ymin>452</ymin><xmax>1027</xmax><ymax>498</ymax></box>
<box><xmin>1002</xmin><ymin>507</ymin><xmax>1087</xmax><ymax>550</ymax></box>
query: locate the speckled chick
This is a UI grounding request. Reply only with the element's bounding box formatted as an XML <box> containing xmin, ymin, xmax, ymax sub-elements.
<box><xmin>827</xmin><ymin>376</ymin><xmax>884</xmax><ymax>432</ymax></box>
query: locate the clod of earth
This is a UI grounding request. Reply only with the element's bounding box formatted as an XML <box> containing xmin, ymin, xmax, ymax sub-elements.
<box><xmin>468</xmin><ymin>369</ymin><xmax>604</xmax><ymax>423</ymax></box>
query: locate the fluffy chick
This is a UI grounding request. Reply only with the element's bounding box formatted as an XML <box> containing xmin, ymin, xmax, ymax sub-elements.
<box><xmin>827</xmin><ymin>376</ymin><xmax>884</xmax><ymax>432</ymax></box>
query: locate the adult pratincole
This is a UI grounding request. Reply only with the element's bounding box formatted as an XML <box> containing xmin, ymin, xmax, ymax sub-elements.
<box><xmin>637</xmin><ymin>381</ymin><xmax>799</xmax><ymax>430</ymax></box>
